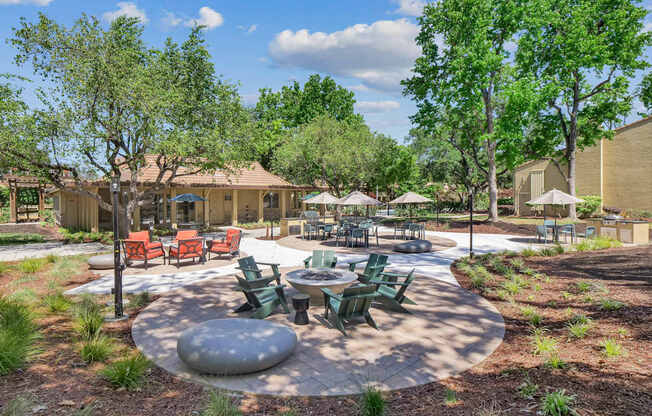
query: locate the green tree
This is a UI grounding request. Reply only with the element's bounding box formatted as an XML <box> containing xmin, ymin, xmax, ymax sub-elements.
<box><xmin>272</xmin><ymin>115</ymin><xmax>373</xmax><ymax>197</ymax></box>
<box><xmin>367</xmin><ymin>135</ymin><xmax>421</xmax><ymax>201</ymax></box>
<box><xmin>517</xmin><ymin>0</ymin><xmax>651</xmax><ymax>218</ymax></box>
<box><xmin>1</xmin><ymin>14</ymin><xmax>251</xmax><ymax>232</ymax></box>
<box><xmin>252</xmin><ymin>74</ymin><xmax>362</xmax><ymax>170</ymax></box>
<box><xmin>403</xmin><ymin>0</ymin><xmax>526</xmax><ymax>222</ymax></box>
<box><xmin>638</xmin><ymin>72</ymin><xmax>652</xmax><ymax>115</ymax></box>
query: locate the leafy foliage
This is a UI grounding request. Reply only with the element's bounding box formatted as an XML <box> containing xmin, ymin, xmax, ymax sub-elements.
<box><xmin>200</xmin><ymin>390</ymin><xmax>242</xmax><ymax>416</ymax></box>
<box><xmin>101</xmin><ymin>353</ymin><xmax>150</xmax><ymax>390</ymax></box>
<box><xmin>540</xmin><ymin>390</ymin><xmax>576</xmax><ymax>416</ymax></box>
<box><xmin>576</xmin><ymin>195</ymin><xmax>602</xmax><ymax>218</ymax></box>
<box><xmin>0</xmin><ymin>297</ymin><xmax>39</xmax><ymax>375</ymax></box>
<box><xmin>80</xmin><ymin>335</ymin><xmax>112</xmax><ymax>363</ymax></box>
<box><xmin>359</xmin><ymin>386</ymin><xmax>385</xmax><ymax>416</ymax></box>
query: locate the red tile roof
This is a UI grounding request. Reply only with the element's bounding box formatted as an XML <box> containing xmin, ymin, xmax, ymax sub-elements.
<box><xmin>117</xmin><ymin>156</ymin><xmax>307</xmax><ymax>190</ymax></box>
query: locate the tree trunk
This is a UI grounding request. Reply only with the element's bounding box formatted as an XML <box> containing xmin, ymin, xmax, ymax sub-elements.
<box><xmin>566</xmin><ymin>141</ymin><xmax>578</xmax><ymax>220</ymax></box>
<box><xmin>487</xmin><ymin>139</ymin><xmax>499</xmax><ymax>222</ymax></box>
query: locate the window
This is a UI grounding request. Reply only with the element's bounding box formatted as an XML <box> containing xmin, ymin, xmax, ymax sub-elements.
<box><xmin>264</xmin><ymin>192</ymin><xmax>279</xmax><ymax>209</ymax></box>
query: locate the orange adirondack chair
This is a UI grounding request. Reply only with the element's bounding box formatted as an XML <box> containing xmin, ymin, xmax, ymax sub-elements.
<box><xmin>122</xmin><ymin>231</ymin><xmax>165</xmax><ymax>269</ymax></box>
<box><xmin>208</xmin><ymin>229</ymin><xmax>241</xmax><ymax>259</ymax></box>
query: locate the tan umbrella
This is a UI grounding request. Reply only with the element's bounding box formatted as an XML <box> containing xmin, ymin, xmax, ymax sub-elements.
<box><xmin>336</xmin><ymin>191</ymin><xmax>382</xmax><ymax>222</ymax></box>
<box><xmin>389</xmin><ymin>191</ymin><xmax>433</xmax><ymax>219</ymax></box>
<box><xmin>527</xmin><ymin>188</ymin><xmax>584</xmax><ymax>232</ymax></box>
<box><xmin>303</xmin><ymin>192</ymin><xmax>339</xmax><ymax>222</ymax></box>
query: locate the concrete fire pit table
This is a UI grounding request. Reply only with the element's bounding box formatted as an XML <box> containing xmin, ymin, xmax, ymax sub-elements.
<box><xmin>286</xmin><ymin>268</ymin><xmax>358</xmax><ymax>305</ymax></box>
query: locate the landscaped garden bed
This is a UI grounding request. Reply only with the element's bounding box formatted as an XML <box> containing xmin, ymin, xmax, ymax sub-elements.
<box><xmin>1</xmin><ymin>241</ymin><xmax>650</xmax><ymax>415</ymax></box>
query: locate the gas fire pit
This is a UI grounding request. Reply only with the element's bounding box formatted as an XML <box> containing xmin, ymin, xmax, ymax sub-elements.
<box><xmin>286</xmin><ymin>268</ymin><xmax>358</xmax><ymax>305</ymax></box>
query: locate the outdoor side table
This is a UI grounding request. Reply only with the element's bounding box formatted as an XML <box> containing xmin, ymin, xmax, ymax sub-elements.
<box><xmin>292</xmin><ymin>294</ymin><xmax>311</xmax><ymax>325</ymax></box>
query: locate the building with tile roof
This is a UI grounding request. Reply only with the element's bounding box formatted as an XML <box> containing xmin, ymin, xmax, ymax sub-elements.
<box><xmin>51</xmin><ymin>158</ymin><xmax>321</xmax><ymax>231</ymax></box>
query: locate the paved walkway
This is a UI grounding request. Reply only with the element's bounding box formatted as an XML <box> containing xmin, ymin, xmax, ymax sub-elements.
<box><xmin>0</xmin><ymin>241</ymin><xmax>110</xmax><ymax>262</ymax></box>
<box><xmin>132</xmin><ymin>273</ymin><xmax>505</xmax><ymax>396</ymax></box>
<box><xmin>65</xmin><ymin>229</ymin><xmax>536</xmax><ymax>295</ymax></box>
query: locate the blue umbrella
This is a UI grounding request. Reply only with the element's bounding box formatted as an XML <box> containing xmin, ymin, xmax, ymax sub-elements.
<box><xmin>169</xmin><ymin>193</ymin><xmax>206</xmax><ymax>202</ymax></box>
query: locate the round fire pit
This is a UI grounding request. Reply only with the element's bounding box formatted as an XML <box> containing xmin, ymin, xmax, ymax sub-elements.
<box><xmin>286</xmin><ymin>268</ymin><xmax>358</xmax><ymax>305</ymax></box>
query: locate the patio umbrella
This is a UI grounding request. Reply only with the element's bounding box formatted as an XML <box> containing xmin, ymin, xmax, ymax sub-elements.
<box><xmin>303</xmin><ymin>191</ymin><xmax>339</xmax><ymax>222</ymax></box>
<box><xmin>526</xmin><ymin>188</ymin><xmax>584</xmax><ymax>231</ymax></box>
<box><xmin>389</xmin><ymin>191</ymin><xmax>433</xmax><ymax>219</ymax></box>
<box><xmin>169</xmin><ymin>193</ymin><xmax>206</xmax><ymax>202</ymax></box>
<box><xmin>336</xmin><ymin>191</ymin><xmax>382</xmax><ymax>222</ymax></box>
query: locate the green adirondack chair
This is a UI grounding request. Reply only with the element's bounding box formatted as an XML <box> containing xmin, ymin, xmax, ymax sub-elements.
<box><xmin>236</xmin><ymin>256</ymin><xmax>282</xmax><ymax>286</ymax></box>
<box><xmin>303</xmin><ymin>250</ymin><xmax>338</xmax><ymax>269</ymax></box>
<box><xmin>234</xmin><ymin>276</ymin><xmax>289</xmax><ymax>319</ymax></box>
<box><xmin>347</xmin><ymin>254</ymin><xmax>389</xmax><ymax>283</ymax></box>
<box><xmin>369</xmin><ymin>269</ymin><xmax>417</xmax><ymax>313</ymax></box>
<box><xmin>322</xmin><ymin>285</ymin><xmax>379</xmax><ymax>336</ymax></box>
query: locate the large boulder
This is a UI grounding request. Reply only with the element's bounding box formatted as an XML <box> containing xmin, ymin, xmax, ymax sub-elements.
<box><xmin>177</xmin><ymin>318</ymin><xmax>297</xmax><ymax>375</ymax></box>
<box><xmin>393</xmin><ymin>239</ymin><xmax>433</xmax><ymax>254</ymax></box>
<box><xmin>88</xmin><ymin>254</ymin><xmax>121</xmax><ymax>270</ymax></box>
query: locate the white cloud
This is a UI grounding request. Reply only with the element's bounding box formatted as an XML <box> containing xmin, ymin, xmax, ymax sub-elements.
<box><xmin>241</xmin><ymin>93</ymin><xmax>259</xmax><ymax>107</ymax></box>
<box><xmin>355</xmin><ymin>100</ymin><xmax>400</xmax><ymax>113</ymax></box>
<box><xmin>391</xmin><ymin>0</ymin><xmax>426</xmax><ymax>17</ymax></box>
<box><xmin>0</xmin><ymin>0</ymin><xmax>52</xmax><ymax>5</ymax></box>
<box><xmin>162</xmin><ymin>11</ymin><xmax>182</xmax><ymax>28</ymax></box>
<box><xmin>185</xmin><ymin>7</ymin><xmax>224</xmax><ymax>30</ymax></box>
<box><xmin>348</xmin><ymin>84</ymin><xmax>370</xmax><ymax>92</ymax></box>
<box><xmin>237</xmin><ymin>24</ymin><xmax>257</xmax><ymax>34</ymax></box>
<box><xmin>269</xmin><ymin>19</ymin><xmax>421</xmax><ymax>92</ymax></box>
<box><xmin>103</xmin><ymin>2</ymin><xmax>148</xmax><ymax>24</ymax></box>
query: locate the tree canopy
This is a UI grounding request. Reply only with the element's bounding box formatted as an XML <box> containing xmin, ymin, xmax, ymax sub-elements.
<box><xmin>251</xmin><ymin>74</ymin><xmax>362</xmax><ymax>170</ymax></box>
<box><xmin>1</xmin><ymin>14</ymin><xmax>251</xmax><ymax>230</ymax></box>
<box><xmin>516</xmin><ymin>0</ymin><xmax>651</xmax><ymax>218</ymax></box>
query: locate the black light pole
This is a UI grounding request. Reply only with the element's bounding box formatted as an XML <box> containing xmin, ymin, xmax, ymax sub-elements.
<box><xmin>469</xmin><ymin>190</ymin><xmax>474</xmax><ymax>259</ymax></box>
<box><xmin>110</xmin><ymin>176</ymin><xmax>126</xmax><ymax>320</ymax></box>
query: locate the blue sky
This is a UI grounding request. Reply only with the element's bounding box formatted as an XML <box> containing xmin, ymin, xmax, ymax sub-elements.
<box><xmin>0</xmin><ymin>0</ymin><xmax>650</xmax><ymax>141</ymax></box>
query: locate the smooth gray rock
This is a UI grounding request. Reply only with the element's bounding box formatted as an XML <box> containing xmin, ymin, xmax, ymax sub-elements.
<box><xmin>393</xmin><ymin>239</ymin><xmax>433</xmax><ymax>253</ymax></box>
<box><xmin>176</xmin><ymin>318</ymin><xmax>297</xmax><ymax>375</ymax></box>
<box><xmin>88</xmin><ymin>254</ymin><xmax>121</xmax><ymax>270</ymax></box>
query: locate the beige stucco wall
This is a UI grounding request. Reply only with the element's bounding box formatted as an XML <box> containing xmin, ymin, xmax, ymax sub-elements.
<box><xmin>601</xmin><ymin>119</ymin><xmax>652</xmax><ymax>211</ymax></box>
<box><xmin>575</xmin><ymin>141</ymin><xmax>602</xmax><ymax>197</ymax></box>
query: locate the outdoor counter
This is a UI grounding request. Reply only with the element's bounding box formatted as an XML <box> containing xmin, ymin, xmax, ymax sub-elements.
<box><xmin>280</xmin><ymin>216</ymin><xmax>336</xmax><ymax>237</ymax></box>
<box><xmin>585</xmin><ymin>218</ymin><xmax>649</xmax><ymax>245</ymax></box>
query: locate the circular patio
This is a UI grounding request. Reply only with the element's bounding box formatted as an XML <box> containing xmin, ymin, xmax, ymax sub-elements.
<box><xmin>132</xmin><ymin>268</ymin><xmax>504</xmax><ymax>396</ymax></box>
<box><xmin>276</xmin><ymin>233</ymin><xmax>457</xmax><ymax>255</ymax></box>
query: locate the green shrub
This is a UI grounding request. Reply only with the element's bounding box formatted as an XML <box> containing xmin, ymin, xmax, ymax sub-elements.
<box><xmin>359</xmin><ymin>386</ymin><xmax>385</xmax><ymax>416</ymax></box>
<box><xmin>501</xmin><ymin>279</ymin><xmax>521</xmax><ymax>295</ymax></box>
<box><xmin>574</xmin><ymin>281</ymin><xmax>592</xmax><ymax>293</ymax></box>
<box><xmin>599</xmin><ymin>299</ymin><xmax>625</xmax><ymax>311</ymax></box>
<box><xmin>0</xmin><ymin>233</ymin><xmax>45</xmax><ymax>246</ymax></box>
<box><xmin>17</xmin><ymin>258</ymin><xmax>45</xmax><ymax>274</ymax></box>
<box><xmin>521</xmin><ymin>247</ymin><xmax>538</xmax><ymax>257</ymax></box>
<box><xmin>545</xmin><ymin>353</ymin><xmax>567</xmax><ymax>369</ymax></box>
<box><xmin>73</xmin><ymin>296</ymin><xmax>104</xmax><ymax>340</ymax></box>
<box><xmin>128</xmin><ymin>292</ymin><xmax>151</xmax><ymax>309</ymax></box>
<box><xmin>510</xmin><ymin>258</ymin><xmax>525</xmax><ymax>271</ymax></box>
<box><xmin>0</xmin><ymin>298</ymin><xmax>39</xmax><ymax>375</ymax></box>
<box><xmin>7</xmin><ymin>289</ymin><xmax>38</xmax><ymax>305</ymax></box>
<box><xmin>576</xmin><ymin>195</ymin><xmax>602</xmax><ymax>219</ymax></box>
<box><xmin>567</xmin><ymin>323</ymin><xmax>590</xmax><ymax>339</ymax></box>
<box><xmin>569</xmin><ymin>314</ymin><xmax>590</xmax><ymax>325</ymax></box>
<box><xmin>532</xmin><ymin>334</ymin><xmax>557</xmax><ymax>356</ymax></box>
<box><xmin>518</xmin><ymin>377</ymin><xmax>539</xmax><ymax>399</ymax></box>
<box><xmin>539</xmin><ymin>247</ymin><xmax>557</xmax><ymax>257</ymax></box>
<box><xmin>600</xmin><ymin>338</ymin><xmax>624</xmax><ymax>358</ymax></box>
<box><xmin>42</xmin><ymin>291</ymin><xmax>72</xmax><ymax>313</ymax></box>
<box><xmin>541</xmin><ymin>390</ymin><xmax>576</xmax><ymax>416</ymax></box>
<box><xmin>0</xmin><ymin>396</ymin><xmax>33</xmax><ymax>416</ymax></box>
<box><xmin>80</xmin><ymin>335</ymin><xmax>112</xmax><ymax>363</ymax></box>
<box><xmin>574</xmin><ymin>236</ymin><xmax>621</xmax><ymax>252</ymax></box>
<box><xmin>200</xmin><ymin>390</ymin><xmax>242</xmax><ymax>416</ymax></box>
<box><xmin>444</xmin><ymin>388</ymin><xmax>458</xmax><ymax>405</ymax></box>
<box><xmin>101</xmin><ymin>353</ymin><xmax>150</xmax><ymax>390</ymax></box>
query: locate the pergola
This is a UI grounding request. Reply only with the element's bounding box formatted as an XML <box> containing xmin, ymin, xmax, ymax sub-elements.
<box><xmin>4</xmin><ymin>175</ymin><xmax>48</xmax><ymax>223</ymax></box>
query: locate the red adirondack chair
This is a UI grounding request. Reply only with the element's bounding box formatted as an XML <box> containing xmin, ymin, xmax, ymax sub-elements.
<box><xmin>168</xmin><ymin>237</ymin><xmax>204</xmax><ymax>268</ymax></box>
<box><xmin>208</xmin><ymin>229</ymin><xmax>241</xmax><ymax>259</ymax></box>
<box><xmin>122</xmin><ymin>231</ymin><xmax>165</xmax><ymax>269</ymax></box>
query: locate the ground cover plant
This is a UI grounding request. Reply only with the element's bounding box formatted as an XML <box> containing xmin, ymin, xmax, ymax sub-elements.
<box><xmin>1</xmin><ymin>244</ymin><xmax>650</xmax><ymax>415</ymax></box>
<box><xmin>0</xmin><ymin>233</ymin><xmax>45</xmax><ymax>246</ymax></box>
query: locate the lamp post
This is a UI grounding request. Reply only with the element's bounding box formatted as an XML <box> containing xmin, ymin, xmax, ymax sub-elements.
<box><xmin>110</xmin><ymin>176</ymin><xmax>126</xmax><ymax>320</ymax></box>
<box><xmin>469</xmin><ymin>189</ymin><xmax>474</xmax><ymax>259</ymax></box>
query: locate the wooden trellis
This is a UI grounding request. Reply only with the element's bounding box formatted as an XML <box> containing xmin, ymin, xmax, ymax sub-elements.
<box><xmin>5</xmin><ymin>176</ymin><xmax>47</xmax><ymax>223</ymax></box>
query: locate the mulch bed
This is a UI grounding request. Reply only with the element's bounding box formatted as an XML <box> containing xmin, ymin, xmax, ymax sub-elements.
<box><xmin>0</xmin><ymin>223</ymin><xmax>62</xmax><ymax>240</ymax></box>
<box><xmin>2</xmin><ymin>246</ymin><xmax>651</xmax><ymax>415</ymax></box>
